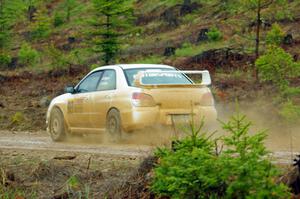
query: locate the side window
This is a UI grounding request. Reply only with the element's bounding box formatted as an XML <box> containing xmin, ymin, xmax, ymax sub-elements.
<box><xmin>97</xmin><ymin>70</ymin><xmax>116</xmax><ymax>91</ymax></box>
<box><xmin>77</xmin><ymin>71</ymin><xmax>102</xmax><ymax>93</ymax></box>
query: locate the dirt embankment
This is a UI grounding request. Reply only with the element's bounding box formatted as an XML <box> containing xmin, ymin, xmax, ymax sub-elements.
<box><xmin>0</xmin><ymin>67</ymin><xmax>88</xmax><ymax>131</ymax></box>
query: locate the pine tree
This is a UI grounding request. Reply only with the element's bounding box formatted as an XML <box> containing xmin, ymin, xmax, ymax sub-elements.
<box><xmin>30</xmin><ymin>7</ymin><xmax>51</xmax><ymax>39</ymax></box>
<box><xmin>241</xmin><ymin>0</ymin><xmax>289</xmax><ymax>80</ymax></box>
<box><xmin>90</xmin><ymin>0</ymin><xmax>135</xmax><ymax>65</ymax></box>
<box><xmin>62</xmin><ymin>0</ymin><xmax>80</xmax><ymax>22</ymax></box>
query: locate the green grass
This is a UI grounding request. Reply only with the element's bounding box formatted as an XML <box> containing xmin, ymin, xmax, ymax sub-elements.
<box><xmin>131</xmin><ymin>55</ymin><xmax>164</xmax><ymax>64</ymax></box>
<box><xmin>0</xmin><ymin>186</ymin><xmax>37</xmax><ymax>199</ymax></box>
<box><xmin>175</xmin><ymin>41</ymin><xmax>228</xmax><ymax>57</ymax></box>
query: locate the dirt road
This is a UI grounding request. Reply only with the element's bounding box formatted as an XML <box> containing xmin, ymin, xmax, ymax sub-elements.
<box><xmin>0</xmin><ymin>130</ymin><xmax>297</xmax><ymax>165</ymax></box>
<box><xmin>0</xmin><ymin>131</ymin><xmax>153</xmax><ymax>158</ymax></box>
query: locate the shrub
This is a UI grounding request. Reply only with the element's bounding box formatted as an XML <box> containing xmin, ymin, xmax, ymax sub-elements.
<box><xmin>47</xmin><ymin>45</ymin><xmax>68</xmax><ymax>69</ymax></box>
<box><xmin>255</xmin><ymin>46</ymin><xmax>300</xmax><ymax>90</ymax></box>
<box><xmin>206</xmin><ymin>27</ymin><xmax>223</xmax><ymax>42</ymax></box>
<box><xmin>279</xmin><ymin>100</ymin><xmax>300</xmax><ymax>123</ymax></box>
<box><xmin>0</xmin><ymin>53</ymin><xmax>11</xmax><ymax>69</ymax></box>
<box><xmin>11</xmin><ymin>112</ymin><xmax>25</xmax><ymax>124</ymax></box>
<box><xmin>31</xmin><ymin>8</ymin><xmax>51</xmax><ymax>39</ymax></box>
<box><xmin>18</xmin><ymin>43</ymin><xmax>39</xmax><ymax>66</ymax></box>
<box><xmin>219</xmin><ymin>114</ymin><xmax>289</xmax><ymax>198</ymax></box>
<box><xmin>53</xmin><ymin>12</ymin><xmax>65</xmax><ymax>27</ymax></box>
<box><xmin>152</xmin><ymin>120</ymin><xmax>223</xmax><ymax>198</ymax></box>
<box><xmin>266</xmin><ymin>23</ymin><xmax>285</xmax><ymax>46</ymax></box>
<box><xmin>151</xmin><ymin>113</ymin><xmax>290</xmax><ymax>198</ymax></box>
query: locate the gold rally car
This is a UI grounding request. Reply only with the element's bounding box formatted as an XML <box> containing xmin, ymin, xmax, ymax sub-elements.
<box><xmin>46</xmin><ymin>64</ymin><xmax>217</xmax><ymax>141</ymax></box>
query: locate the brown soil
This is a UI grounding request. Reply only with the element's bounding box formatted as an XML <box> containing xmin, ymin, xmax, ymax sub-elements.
<box><xmin>0</xmin><ymin>66</ymin><xmax>88</xmax><ymax>131</ymax></box>
<box><xmin>0</xmin><ymin>131</ymin><xmax>152</xmax><ymax>198</ymax></box>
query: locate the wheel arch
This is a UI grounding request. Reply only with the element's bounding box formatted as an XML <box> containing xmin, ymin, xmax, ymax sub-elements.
<box><xmin>106</xmin><ymin>107</ymin><xmax>120</xmax><ymax>117</ymax></box>
<box><xmin>50</xmin><ymin>105</ymin><xmax>70</xmax><ymax>130</ymax></box>
<box><xmin>106</xmin><ymin>107</ymin><xmax>123</xmax><ymax>129</ymax></box>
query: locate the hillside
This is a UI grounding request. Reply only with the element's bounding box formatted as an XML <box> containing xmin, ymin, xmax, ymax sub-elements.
<box><xmin>0</xmin><ymin>0</ymin><xmax>300</xmax><ymax>130</ymax></box>
<box><xmin>1</xmin><ymin>0</ymin><xmax>299</xmax><ymax>71</ymax></box>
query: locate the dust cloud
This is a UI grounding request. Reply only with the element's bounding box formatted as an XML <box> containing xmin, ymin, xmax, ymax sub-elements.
<box><xmin>64</xmin><ymin>99</ymin><xmax>300</xmax><ymax>154</ymax></box>
<box><xmin>216</xmin><ymin>100</ymin><xmax>300</xmax><ymax>152</ymax></box>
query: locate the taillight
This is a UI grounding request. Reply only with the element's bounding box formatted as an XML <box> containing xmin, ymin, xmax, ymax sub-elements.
<box><xmin>132</xmin><ymin>92</ymin><xmax>156</xmax><ymax>107</ymax></box>
<box><xmin>200</xmin><ymin>92</ymin><xmax>214</xmax><ymax>106</ymax></box>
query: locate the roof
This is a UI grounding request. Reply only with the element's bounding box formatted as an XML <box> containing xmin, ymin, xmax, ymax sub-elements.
<box><xmin>92</xmin><ymin>64</ymin><xmax>175</xmax><ymax>71</ymax></box>
<box><xmin>119</xmin><ymin>64</ymin><xmax>174</xmax><ymax>69</ymax></box>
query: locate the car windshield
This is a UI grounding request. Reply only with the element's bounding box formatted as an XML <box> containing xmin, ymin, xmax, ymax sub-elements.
<box><xmin>124</xmin><ymin>68</ymin><xmax>193</xmax><ymax>86</ymax></box>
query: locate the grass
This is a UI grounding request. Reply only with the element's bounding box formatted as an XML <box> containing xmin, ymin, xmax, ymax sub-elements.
<box><xmin>0</xmin><ymin>180</ymin><xmax>37</xmax><ymax>199</ymax></box>
<box><xmin>175</xmin><ymin>41</ymin><xmax>228</xmax><ymax>57</ymax></box>
<box><xmin>131</xmin><ymin>55</ymin><xmax>164</xmax><ymax>64</ymax></box>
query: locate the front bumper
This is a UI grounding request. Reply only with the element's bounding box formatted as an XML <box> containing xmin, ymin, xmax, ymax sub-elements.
<box><xmin>121</xmin><ymin>106</ymin><xmax>217</xmax><ymax>132</ymax></box>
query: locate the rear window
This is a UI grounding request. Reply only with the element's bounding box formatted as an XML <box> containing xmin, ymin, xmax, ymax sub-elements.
<box><xmin>124</xmin><ymin>68</ymin><xmax>193</xmax><ymax>86</ymax></box>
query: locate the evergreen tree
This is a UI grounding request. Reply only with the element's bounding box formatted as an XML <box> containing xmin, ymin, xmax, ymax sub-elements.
<box><xmin>241</xmin><ymin>0</ymin><xmax>289</xmax><ymax>79</ymax></box>
<box><xmin>30</xmin><ymin>7</ymin><xmax>51</xmax><ymax>39</ymax></box>
<box><xmin>90</xmin><ymin>0</ymin><xmax>135</xmax><ymax>65</ymax></box>
<box><xmin>62</xmin><ymin>0</ymin><xmax>80</xmax><ymax>22</ymax></box>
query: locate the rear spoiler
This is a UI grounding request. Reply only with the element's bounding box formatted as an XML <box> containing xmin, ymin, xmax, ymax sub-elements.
<box><xmin>134</xmin><ymin>70</ymin><xmax>211</xmax><ymax>88</ymax></box>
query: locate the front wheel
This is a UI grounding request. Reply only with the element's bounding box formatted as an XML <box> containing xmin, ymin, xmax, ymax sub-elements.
<box><xmin>49</xmin><ymin>108</ymin><xmax>66</xmax><ymax>142</ymax></box>
<box><xmin>106</xmin><ymin>109</ymin><xmax>122</xmax><ymax>142</ymax></box>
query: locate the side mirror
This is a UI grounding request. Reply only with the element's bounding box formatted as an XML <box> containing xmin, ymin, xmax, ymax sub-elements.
<box><xmin>65</xmin><ymin>86</ymin><xmax>75</xmax><ymax>94</ymax></box>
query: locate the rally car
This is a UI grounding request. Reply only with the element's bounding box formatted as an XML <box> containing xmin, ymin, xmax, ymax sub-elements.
<box><xmin>46</xmin><ymin>64</ymin><xmax>217</xmax><ymax>141</ymax></box>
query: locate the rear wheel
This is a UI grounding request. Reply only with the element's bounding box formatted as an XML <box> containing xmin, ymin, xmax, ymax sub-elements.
<box><xmin>106</xmin><ymin>109</ymin><xmax>122</xmax><ymax>142</ymax></box>
<box><xmin>50</xmin><ymin>108</ymin><xmax>66</xmax><ymax>142</ymax></box>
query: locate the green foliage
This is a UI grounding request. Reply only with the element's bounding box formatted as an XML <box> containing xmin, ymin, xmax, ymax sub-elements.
<box><xmin>255</xmin><ymin>46</ymin><xmax>300</xmax><ymax>90</ymax></box>
<box><xmin>266</xmin><ymin>23</ymin><xmax>285</xmax><ymax>46</ymax></box>
<box><xmin>0</xmin><ymin>0</ymin><xmax>27</xmax><ymax>49</ymax></box>
<box><xmin>206</xmin><ymin>26</ymin><xmax>223</xmax><ymax>42</ymax></box>
<box><xmin>0</xmin><ymin>185</ymin><xmax>37</xmax><ymax>199</ymax></box>
<box><xmin>47</xmin><ymin>45</ymin><xmax>68</xmax><ymax>69</ymax></box>
<box><xmin>256</xmin><ymin>46</ymin><xmax>300</xmax><ymax>123</ymax></box>
<box><xmin>0</xmin><ymin>53</ymin><xmax>11</xmax><ymax>69</ymax></box>
<box><xmin>11</xmin><ymin>112</ymin><xmax>25</xmax><ymax>124</ymax></box>
<box><xmin>152</xmin><ymin>119</ymin><xmax>222</xmax><ymax>199</ymax></box>
<box><xmin>63</xmin><ymin>0</ymin><xmax>79</xmax><ymax>22</ymax></box>
<box><xmin>132</xmin><ymin>55</ymin><xmax>163</xmax><ymax>64</ymax></box>
<box><xmin>175</xmin><ymin>41</ymin><xmax>227</xmax><ymax>57</ymax></box>
<box><xmin>219</xmin><ymin>114</ymin><xmax>288</xmax><ymax>198</ymax></box>
<box><xmin>67</xmin><ymin>175</ymin><xmax>80</xmax><ymax>190</ymax></box>
<box><xmin>18</xmin><ymin>43</ymin><xmax>39</xmax><ymax>66</ymax></box>
<box><xmin>90</xmin><ymin>0</ymin><xmax>135</xmax><ymax>64</ymax></box>
<box><xmin>279</xmin><ymin>100</ymin><xmax>300</xmax><ymax>123</ymax></box>
<box><xmin>53</xmin><ymin>12</ymin><xmax>65</xmax><ymax>27</ymax></box>
<box><xmin>151</xmin><ymin>113</ymin><xmax>290</xmax><ymax>198</ymax></box>
<box><xmin>30</xmin><ymin>7</ymin><xmax>51</xmax><ymax>39</ymax></box>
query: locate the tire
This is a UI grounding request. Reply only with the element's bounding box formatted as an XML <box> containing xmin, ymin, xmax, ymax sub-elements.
<box><xmin>106</xmin><ymin>109</ymin><xmax>122</xmax><ymax>142</ymax></box>
<box><xmin>49</xmin><ymin>108</ymin><xmax>66</xmax><ymax>142</ymax></box>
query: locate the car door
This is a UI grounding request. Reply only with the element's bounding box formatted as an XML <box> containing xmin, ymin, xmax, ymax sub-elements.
<box><xmin>67</xmin><ymin>71</ymin><xmax>103</xmax><ymax>129</ymax></box>
<box><xmin>89</xmin><ymin>70</ymin><xmax>117</xmax><ymax>129</ymax></box>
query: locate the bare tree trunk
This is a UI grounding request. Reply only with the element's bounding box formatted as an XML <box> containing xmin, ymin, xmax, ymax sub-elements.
<box><xmin>255</xmin><ymin>0</ymin><xmax>261</xmax><ymax>81</ymax></box>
